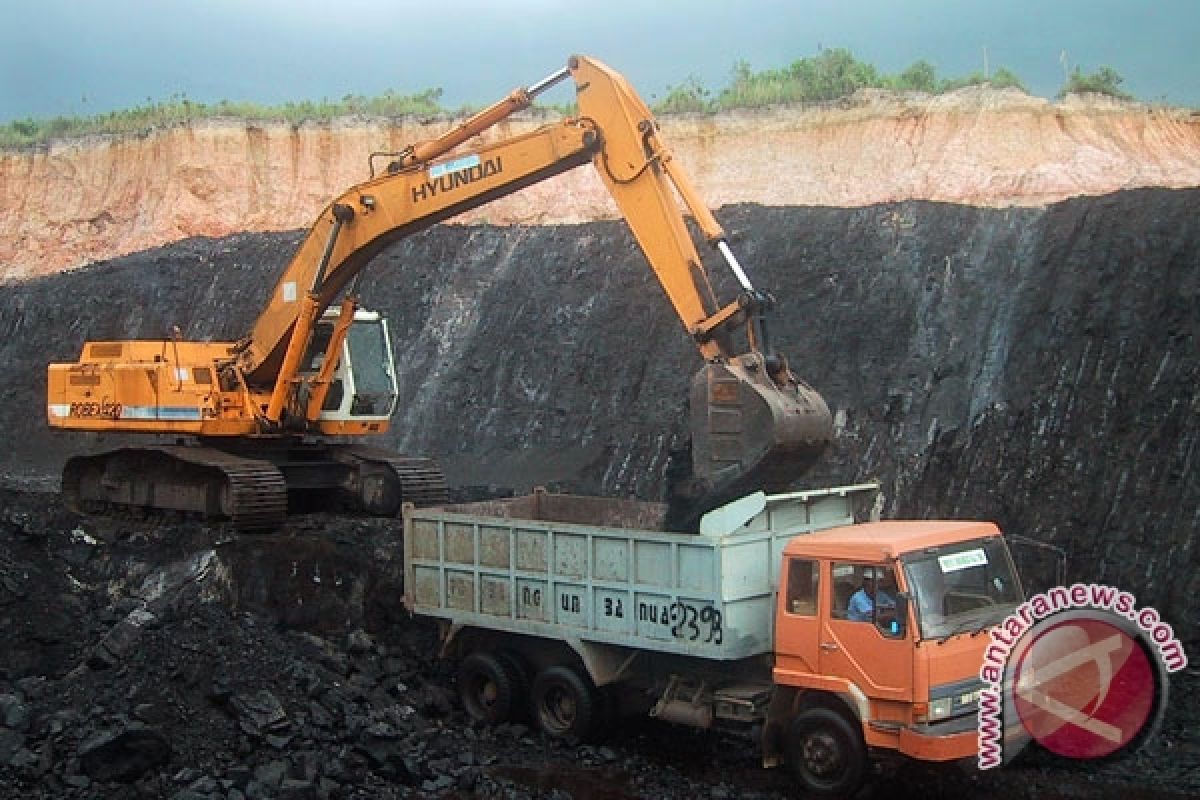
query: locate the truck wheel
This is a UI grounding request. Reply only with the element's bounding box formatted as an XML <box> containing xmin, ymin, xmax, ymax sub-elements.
<box><xmin>785</xmin><ymin>707</ymin><xmax>867</xmax><ymax>797</ymax></box>
<box><xmin>495</xmin><ymin>650</ymin><xmax>530</xmax><ymax>720</ymax></box>
<box><xmin>458</xmin><ymin>652</ymin><xmax>517</xmax><ymax>724</ymax></box>
<box><xmin>531</xmin><ymin>665</ymin><xmax>596</xmax><ymax>740</ymax></box>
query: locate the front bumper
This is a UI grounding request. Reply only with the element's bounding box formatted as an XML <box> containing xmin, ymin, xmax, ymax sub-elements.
<box><xmin>897</xmin><ymin>714</ymin><xmax>978</xmax><ymax>761</ymax></box>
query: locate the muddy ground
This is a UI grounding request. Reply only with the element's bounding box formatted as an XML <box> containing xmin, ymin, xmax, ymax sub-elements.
<box><xmin>0</xmin><ymin>190</ymin><xmax>1197</xmax><ymax>796</ymax></box>
<box><xmin>0</xmin><ymin>486</ymin><xmax>1196</xmax><ymax>799</ymax></box>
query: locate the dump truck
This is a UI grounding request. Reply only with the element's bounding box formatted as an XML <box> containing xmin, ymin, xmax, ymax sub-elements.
<box><xmin>403</xmin><ymin>485</ymin><xmax>1025</xmax><ymax>796</ymax></box>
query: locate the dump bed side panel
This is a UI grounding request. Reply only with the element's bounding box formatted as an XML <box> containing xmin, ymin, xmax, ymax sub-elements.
<box><xmin>404</xmin><ymin>486</ymin><xmax>875</xmax><ymax>660</ymax></box>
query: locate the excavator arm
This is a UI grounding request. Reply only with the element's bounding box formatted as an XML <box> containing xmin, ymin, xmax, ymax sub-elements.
<box><xmin>234</xmin><ymin>112</ymin><xmax>599</xmax><ymax>389</ymax></box>
<box><xmin>237</xmin><ymin>56</ymin><xmax>775</xmax><ymax>387</ymax></box>
<box><xmin>569</xmin><ymin>56</ymin><xmax>833</xmax><ymax>526</ymax></box>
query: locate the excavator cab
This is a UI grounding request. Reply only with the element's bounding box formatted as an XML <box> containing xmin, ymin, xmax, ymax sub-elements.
<box><xmin>301</xmin><ymin>309</ymin><xmax>398</xmax><ymax>423</ymax></box>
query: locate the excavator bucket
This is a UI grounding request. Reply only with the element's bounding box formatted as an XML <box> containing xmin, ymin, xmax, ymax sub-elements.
<box><xmin>666</xmin><ymin>353</ymin><xmax>833</xmax><ymax>531</ymax></box>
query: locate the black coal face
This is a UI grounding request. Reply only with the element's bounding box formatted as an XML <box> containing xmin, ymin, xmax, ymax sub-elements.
<box><xmin>6</xmin><ymin>190</ymin><xmax>1195</xmax><ymax>634</ymax></box>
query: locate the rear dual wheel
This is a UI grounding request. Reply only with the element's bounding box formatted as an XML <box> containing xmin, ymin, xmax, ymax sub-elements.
<box><xmin>460</xmin><ymin>655</ymin><xmax>600</xmax><ymax>740</ymax></box>
<box><xmin>458</xmin><ymin>651</ymin><xmax>527</xmax><ymax>724</ymax></box>
<box><xmin>531</xmin><ymin>665</ymin><xmax>597</xmax><ymax>740</ymax></box>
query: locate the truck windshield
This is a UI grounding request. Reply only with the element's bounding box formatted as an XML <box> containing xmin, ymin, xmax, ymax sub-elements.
<box><xmin>901</xmin><ymin>537</ymin><xmax>1022</xmax><ymax>640</ymax></box>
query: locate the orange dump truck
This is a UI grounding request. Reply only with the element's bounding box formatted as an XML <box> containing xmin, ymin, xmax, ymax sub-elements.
<box><xmin>403</xmin><ymin>485</ymin><xmax>1024</xmax><ymax>796</ymax></box>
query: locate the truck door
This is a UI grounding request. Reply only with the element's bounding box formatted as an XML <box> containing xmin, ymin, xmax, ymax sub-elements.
<box><xmin>820</xmin><ymin>563</ymin><xmax>912</xmax><ymax>702</ymax></box>
<box><xmin>774</xmin><ymin>557</ymin><xmax>822</xmax><ymax>675</ymax></box>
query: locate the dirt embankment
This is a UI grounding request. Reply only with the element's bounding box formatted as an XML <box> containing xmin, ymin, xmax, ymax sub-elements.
<box><xmin>2</xmin><ymin>88</ymin><xmax>1199</xmax><ymax>281</ymax></box>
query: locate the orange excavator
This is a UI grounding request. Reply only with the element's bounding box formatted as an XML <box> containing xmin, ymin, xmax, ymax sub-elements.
<box><xmin>47</xmin><ymin>56</ymin><xmax>833</xmax><ymax>531</ymax></box>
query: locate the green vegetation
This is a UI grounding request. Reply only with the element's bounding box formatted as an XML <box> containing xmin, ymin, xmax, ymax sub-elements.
<box><xmin>1058</xmin><ymin>65</ymin><xmax>1132</xmax><ymax>100</ymax></box>
<box><xmin>0</xmin><ymin>88</ymin><xmax>448</xmax><ymax>148</ymax></box>
<box><xmin>712</xmin><ymin>49</ymin><xmax>1029</xmax><ymax>111</ymax></box>
<box><xmin>655</xmin><ymin>75</ymin><xmax>713</xmax><ymax>114</ymax></box>
<box><xmin>0</xmin><ymin>49</ymin><xmax>1139</xmax><ymax>148</ymax></box>
<box><xmin>717</xmin><ymin>50</ymin><xmax>878</xmax><ymax>108</ymax></box>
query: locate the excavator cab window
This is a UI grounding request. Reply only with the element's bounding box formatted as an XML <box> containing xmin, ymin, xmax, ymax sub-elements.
<box><xmin>304</xmin><ymin>325</ymin><xmax>333</xmax><ymax>372</ymax></box>
<box><xmin>345</xmin><ymin>317</ymin><xmax>396</xmax><ymax>418</ymax></box>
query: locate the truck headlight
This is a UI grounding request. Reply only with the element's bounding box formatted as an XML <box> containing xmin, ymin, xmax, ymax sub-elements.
<box><xmin>928</xmin><ymin>681</ymin><xmax>984</xmax><ymax>721</ymax></box>
<box><xmin>929</xmin><ymin>696</ymin><xmax>955</xmax><ymax>720</ymax></box>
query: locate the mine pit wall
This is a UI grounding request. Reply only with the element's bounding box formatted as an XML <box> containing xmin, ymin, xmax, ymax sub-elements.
<box><xmin>3</xmin><ymin>92</ymin><xmax>1200</xmax><ymax>282</ymax></box>
<box><xmin>0</xmin><ymin>189</ymin><xmax>1196</xmax><ymax>644</ymax></box>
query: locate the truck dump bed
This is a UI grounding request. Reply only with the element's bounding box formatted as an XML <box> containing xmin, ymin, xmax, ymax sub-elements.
<box><xmin>404</xmin><ymin>484</ymin><xmax>877</xmax><ymax>660</ymax></box>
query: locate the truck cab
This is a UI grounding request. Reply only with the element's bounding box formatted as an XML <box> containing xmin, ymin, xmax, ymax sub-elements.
<box><xmin>770</xmin><ymin>521</ymin><xmax>1024</xmax><ymax>794</ymax></box>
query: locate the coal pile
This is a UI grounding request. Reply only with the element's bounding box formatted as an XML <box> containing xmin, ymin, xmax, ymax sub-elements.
<box><xmin>1</xmin><ymin>188</ymin><xmax>1198</xmax><ymax>797</ymax></box>
<box><xmin>0</xmin><ymin>486</ymin><xmax>1196</xmax><ymax>799</ymax></box>
<box><xmin>0</xmin><ymin>486</ymin><xmax>788</xmax><ymax>800</ymax></box>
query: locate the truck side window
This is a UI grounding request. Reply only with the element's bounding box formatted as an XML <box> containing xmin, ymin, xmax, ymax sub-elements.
<box><xmin>873</xmin><ymin>567</ymin><xmax>903</xmax><ymax>637</ymax></box>
<box><xmin>838</xmin><ymin>564</ymin><xmax>898</xmax><ymax>627</ymax></box>
<box><xmin>831</xmin><ymin>563</ymin><xmax>858</xmax><ymax>619</ymax></box>
<box><xmin>786</xmin><ymin>559</ymin><xmax>818</xmax><ymax>616</ymax></box>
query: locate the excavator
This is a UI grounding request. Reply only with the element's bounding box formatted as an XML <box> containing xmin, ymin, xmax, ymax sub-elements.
<box><xmin>47</xmin><ymin>55</ymin><xmax>833</xmax><ymax>531</ymax></box>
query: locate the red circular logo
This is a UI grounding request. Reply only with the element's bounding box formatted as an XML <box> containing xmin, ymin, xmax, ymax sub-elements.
<box><xmin>1012</xmin><ymin>617</ymin><xmax>1156</xmax><ymax>759</ymax></box>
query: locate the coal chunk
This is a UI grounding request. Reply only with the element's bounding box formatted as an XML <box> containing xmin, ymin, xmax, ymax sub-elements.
<box><xmin>78</xmin><ymin>726</ymin><xmax>171</xmax><ymax>783</ymax></box>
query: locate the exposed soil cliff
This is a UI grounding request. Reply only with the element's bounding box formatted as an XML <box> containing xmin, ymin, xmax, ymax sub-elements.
<box><xmin>2</xmin><ymin>89</ymin><xmax>1199</xmax><ymax>280</ymax></box>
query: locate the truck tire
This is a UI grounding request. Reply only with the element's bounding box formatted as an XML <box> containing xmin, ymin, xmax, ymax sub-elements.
<box><xmin>495</xmin><ymin>650</ymin><xmax>530</xmax><ymax>721</ymax></box>
<box><xmin>531</xmin><ymin>665</ymin><xmax>596</xmax><ymax>740</ymax></box>
<box><xmin>785</xmin><ymin>707</ymin><xmax>867</xmax><ymax>797</ymax></box>
<box><xmin>458</xmin><ymin>652</ymin><xmax>518</xmax><ymax>724</ymax></box>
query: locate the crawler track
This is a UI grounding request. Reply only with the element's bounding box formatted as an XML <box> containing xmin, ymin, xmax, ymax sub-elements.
<box><xmin>61</xmin><ymin>442</ymin><xmax>449</xmax><ymax>532</ymax></box>
<box><xmin>343</xmin><ymin>446</ymin><xmax>450</xmax><ymax>509</ymax></box>
<box><xmin>62</xmin><ymin>446</ymin><xmax>288</xmax><ymax>532</ymax></box>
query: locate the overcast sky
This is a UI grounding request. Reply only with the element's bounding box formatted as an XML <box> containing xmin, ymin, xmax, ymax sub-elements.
<box><xmin>1</xmin><ymin>0</ymin><xmax>1196</xmax><ymax>124</ymax></box>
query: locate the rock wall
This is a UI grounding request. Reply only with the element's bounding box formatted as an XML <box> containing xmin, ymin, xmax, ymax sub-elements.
<box><xmin>1</xmin><ymin>190</ymin><xmax>1196</xmax><ymax>641</ymax></box>
<box><xmin>3</xmin><ymin>89</ymin><xmax>1199</xmax><ymax>280</ymax></box>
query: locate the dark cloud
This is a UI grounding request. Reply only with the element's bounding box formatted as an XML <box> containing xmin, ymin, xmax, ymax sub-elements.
<box><xmin>1</xmin><ymin>0</ymin><xmax>1196</xmax><ymax>123</ymax></box>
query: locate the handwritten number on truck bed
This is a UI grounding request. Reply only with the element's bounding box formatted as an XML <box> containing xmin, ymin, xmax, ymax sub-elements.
<box><xmin>698</xmin><ymin>606</ymin><xmax>723</xmax><ymax>644</ymax></box>
<box><xmin>669</xmin><ymin>602</ymin><xmax>723</xmax><ymax>645</ymax></box>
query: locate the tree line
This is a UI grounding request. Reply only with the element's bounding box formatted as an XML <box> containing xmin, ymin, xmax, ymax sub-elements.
<box><xmin>0</xmin><ymin>50</ymin><xmax>1137</xmax><ymax>148</ymax></box>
